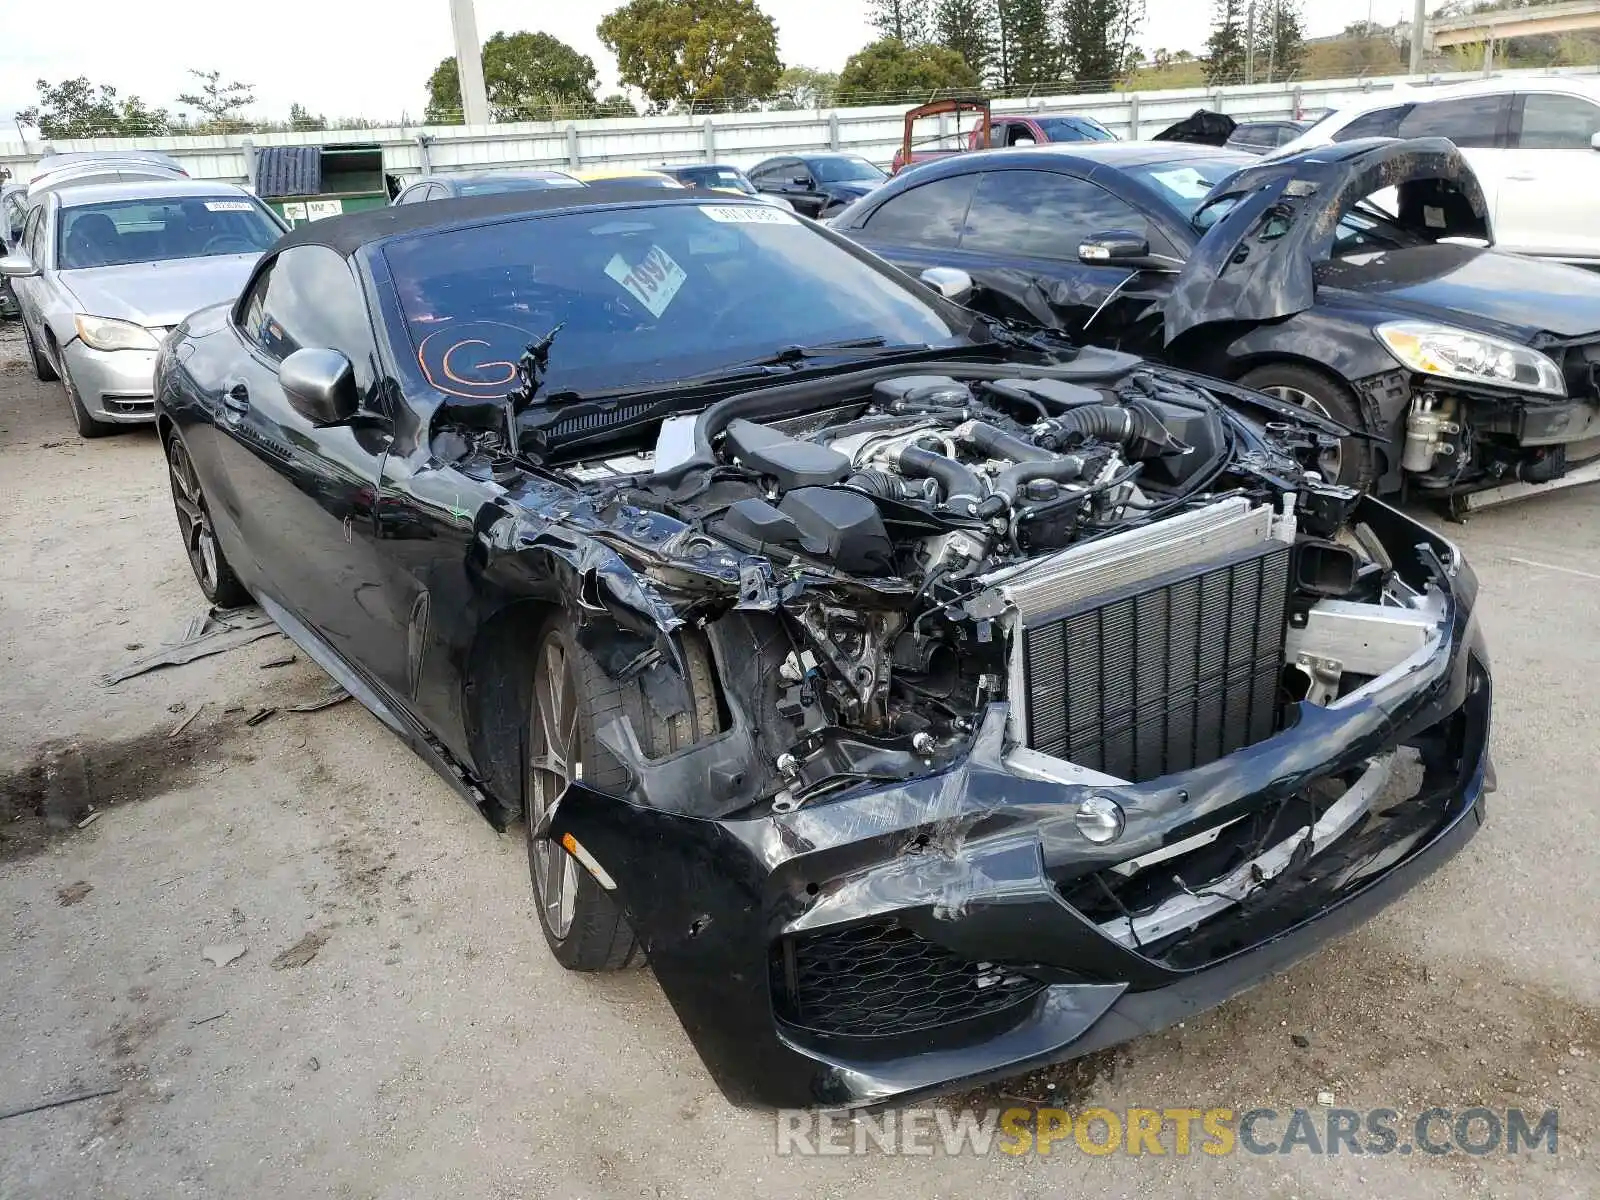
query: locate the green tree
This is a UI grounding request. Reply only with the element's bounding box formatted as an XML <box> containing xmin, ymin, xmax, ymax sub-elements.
<box><xmin>425</xmin><ymin>31</ymin><xmax>600</xmax><ymax>123</ymax></box>
<box><xmin>288</xmin><ymin>102</ymin><xmax>327</xmax><ymax>131</ymax></box>
<box><xmin>868</xmin><ymin>0</ymin><xmax>932</xmax><ymax>44</ymax></box>
<box><xmin>933</xmin><ymin>0</ymin><xmax>995</xmax><ymax>81</ymax></box>
<box><xmin>1205</xmin><ymin>0</ymin><xmax>1249</xmax><ymax>84</ymax></box>
<box><xmin>1060</xmin><ymin>0</ymin><xmax>1145</xmax><ymax>89</ymax></box>
<box><xmin>772</xmin><ymin>66</ymin><xmax>840</xmax><ymax>109</ymax></box>
<box><xmin>598</xmin><ymin>0</ymin><xmax>783</xmax><ymax>112</ymax></box>
<box><xmin>1254</xmin><ymin>0</ymin><xmax>1305</xmax><ymax>81</ymax></box>
<box><xmin>17</xmin><ymin>77</ymin><xmax>170</xmax><ymax>138</ymax></box>
<box><xmin>1009</xmin><ymin>0</ymin><xmax>1060</xmax><ymax>85</ymax></box>
<box><xmin>177</xmin><ymin>69</ymin><xmax>256</xmax><ymax>131</ymax></box>
<box><xmin>594</xmin><ymin>93</ymin><xmax>640</xmax><ymax>117</ymax></box>
<box><xmin>837</xmin><ymin>37</ymin><xmax>980</xmax><ymax>97</ymax></box>
<box><xmin>988</xmin><ymin>0</ymin><xmax>1019</xmax><ymax>87</ymax></box>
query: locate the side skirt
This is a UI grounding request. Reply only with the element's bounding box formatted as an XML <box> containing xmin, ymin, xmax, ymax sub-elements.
<box><xmin>255</xmin><ymin>593</ymin><xmax>511</xmax><ymax>830</ymax></box>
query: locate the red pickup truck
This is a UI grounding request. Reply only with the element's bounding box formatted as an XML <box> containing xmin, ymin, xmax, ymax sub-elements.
<box><xmin>891</xmin><ymin>98</ymin><xmax>1118</xmax><ymax>174</ymax></box>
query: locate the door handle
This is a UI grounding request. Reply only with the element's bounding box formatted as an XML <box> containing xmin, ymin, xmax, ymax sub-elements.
<box><xmin>221</xmin><ymin>379</ymin><xmax>250</xmax><ymax>415</ymax></box>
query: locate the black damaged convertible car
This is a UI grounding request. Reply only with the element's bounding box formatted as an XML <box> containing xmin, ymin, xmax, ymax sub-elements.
<box><xmin>154</xmin><ymin>185</ymin><xmax>1492</xmax><ymax>1109</ymax></box>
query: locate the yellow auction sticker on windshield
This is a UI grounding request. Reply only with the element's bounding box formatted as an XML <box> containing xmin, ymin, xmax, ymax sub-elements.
<box><xmin>604</xmin><ymin>244</ymin><xmax>686</xmax><ymax>317</ymax></box>
<box><xmin>699</xmin><ymin>204</ymin><xmax>794</xmax><ymax>224</ymax></box>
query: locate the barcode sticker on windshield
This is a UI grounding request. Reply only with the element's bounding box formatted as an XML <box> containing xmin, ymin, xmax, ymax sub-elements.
<box><xmin>605</xmin><ymin>244</ymin><xmax>686</xmax><ymax>317</ymax></box>
<box><xmin>204</xmin><ymin>200</ymin><xmax>255</xmax><ymax>212</ymax></box>
<box><xmin>699</xmin><ymin>204</ymin><xmax>794</xmax><ymax>224</ymax></box>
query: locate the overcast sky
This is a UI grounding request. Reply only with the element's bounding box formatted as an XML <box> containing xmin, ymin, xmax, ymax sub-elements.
<box><xmin>1</xmin><ymin>0</ymin><xmax>1423</xmax><ymax>129</ymax></box>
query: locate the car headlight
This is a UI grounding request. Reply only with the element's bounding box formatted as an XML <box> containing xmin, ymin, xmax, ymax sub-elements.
<box><xmin>74</xmin><ymin>314</ymin><xmax>161</xmax><ymax>352</ymax></box>
<box><xmin>1376</xmin><ymin>321</ymin><xmax>1566</xmax><ymax>397</ymax></box>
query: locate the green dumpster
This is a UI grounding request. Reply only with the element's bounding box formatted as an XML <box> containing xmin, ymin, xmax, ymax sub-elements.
<box><xmin>252</xmin><ymin>143</ymin><xmax>391</xmax><ymax>227</ymax></box>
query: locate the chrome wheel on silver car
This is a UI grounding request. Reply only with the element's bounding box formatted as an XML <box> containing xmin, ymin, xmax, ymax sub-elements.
<box><xmin>527</xmin><ymin>636</ymin><xmax>582</xmax><ymax>940</ymax></box>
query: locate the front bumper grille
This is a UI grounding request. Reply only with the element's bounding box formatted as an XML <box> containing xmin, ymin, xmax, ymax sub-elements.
<box><xmin>1023</xmin><ymin>542</ymin><xmax>1291</xmax><ymax>782</ymax></box>
<box><xmin>771</xmin><ymin>921</ymin><xmax>1045</xmax><ymax>1038</ymax></box>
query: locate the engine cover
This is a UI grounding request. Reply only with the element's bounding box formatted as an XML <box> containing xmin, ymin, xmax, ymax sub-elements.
<box><xmin>778</xmin><ymin>488</ymin><xmax>895</xmax><ymax>575</ymax></box>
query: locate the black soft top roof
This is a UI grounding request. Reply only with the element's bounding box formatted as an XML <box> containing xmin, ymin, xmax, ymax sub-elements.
<box><xmin>272</xmin><ymin>182</ymin><xmax>726</xmax><ymax>258</ymax></box>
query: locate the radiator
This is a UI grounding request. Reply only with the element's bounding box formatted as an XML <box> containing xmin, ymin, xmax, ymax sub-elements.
<box><xmin>990</xmin><ymin>500</ymin><xmax>1290</xmax><ymax>784</ymax></box>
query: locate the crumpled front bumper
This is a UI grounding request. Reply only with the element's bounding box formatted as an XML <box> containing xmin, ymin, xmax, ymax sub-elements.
<box><xmin>548</xmin><ymin>529</ymin><xmax>1491</xmax><ymax>1110</ymax></box>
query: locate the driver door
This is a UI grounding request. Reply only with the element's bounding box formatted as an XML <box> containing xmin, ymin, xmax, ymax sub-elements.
<box><xmin>212</xmin><ymin>245</ymin><xmax>406</xmax><ymax>683</ymax></box>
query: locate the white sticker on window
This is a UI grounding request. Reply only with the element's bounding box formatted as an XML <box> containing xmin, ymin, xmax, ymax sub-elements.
<box><xmin>204</xmin><ymin>200</ymin><xmax>255</xmax><ymax>212</ymax></box>
<box><xmin>1423</xmin><ymin>205</ymin><xmax>1446</xmax><ymax>229</ymax></box>
<box><xmin>699</xmin><ymin>203</ymin><xmax>795</xmax><ymax>224</ymax></box>
<box><xmin>1148</xmin><ymin>167</ymin><xmax>1216</xmax><ymax>202</ymax></box>
<box><xmin>605</xmin><ymin>244</ymin><xmax>687</xmax><ymax>317</ymax></box>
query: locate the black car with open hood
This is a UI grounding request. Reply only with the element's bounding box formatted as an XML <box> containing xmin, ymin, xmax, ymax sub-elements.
<box><xmin>832</xmin><ymin>136</ymin><xmax>1600</xmax><ymax>512</ymax></box>
<box><xmin>154</xmin><ymin>185</ymin><xmax>1491</xmax><ymax>1109</ymax></box>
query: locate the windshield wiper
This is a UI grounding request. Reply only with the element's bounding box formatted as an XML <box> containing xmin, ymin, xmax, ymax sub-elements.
<box><xmin>716</xmin><ymin>336</ymin><xmax>936</xmax><ymax>372</ymax></box>
<box><xmin>535</xmin><ymin>339</ymin><xmax>946</xmax><ymax>410</ymax></box>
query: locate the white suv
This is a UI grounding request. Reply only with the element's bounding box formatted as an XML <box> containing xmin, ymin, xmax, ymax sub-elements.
<box><xmin>1275</xmin><ymin>76</ymin><xmax>1600</xmax><ymax>264</ymax></box>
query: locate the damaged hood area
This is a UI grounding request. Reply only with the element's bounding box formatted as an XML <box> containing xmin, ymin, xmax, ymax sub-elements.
<box><xmin>58</xmin><ymin>253</ymin><xmax>263</xmax><ymax>329</ymax></box>
<box><xmin>1163</xmin><ymin>137</ymin><xmax>1492</xmax><ymax>345</ymax></box>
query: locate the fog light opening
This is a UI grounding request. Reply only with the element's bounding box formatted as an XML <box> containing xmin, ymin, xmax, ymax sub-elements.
<box><xmin>1075</xmin><ymin>794</ymin><xmax>1126</xmax><ymax>845</ymax></box>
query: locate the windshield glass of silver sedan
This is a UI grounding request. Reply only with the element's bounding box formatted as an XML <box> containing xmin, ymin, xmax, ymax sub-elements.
<box><xmin>383</xmin><ymin>203</ymin><xmax>965</xmax><ymax>397</ymax></box>
<box><xmin>56</xmin><ymin>196</ymin><xmax>283</xmax><ymax>270</ymax></box>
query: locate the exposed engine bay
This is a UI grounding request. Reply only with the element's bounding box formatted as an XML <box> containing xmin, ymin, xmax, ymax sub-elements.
<box><xmin>486</xmin><ymin>361</ymin><xmax>1448</xmax><ymax>818</ymax></box>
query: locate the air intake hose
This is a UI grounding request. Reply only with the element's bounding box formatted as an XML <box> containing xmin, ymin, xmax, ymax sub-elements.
<box><xmin>1035</xmin><ymin>402</ymin><xmax>1187</xmax><ymax>461</ymax></box>
<box><xmin>895</xmin><ymin>444</ymin><xmax>986</xmax><ymax>513</ymax></box>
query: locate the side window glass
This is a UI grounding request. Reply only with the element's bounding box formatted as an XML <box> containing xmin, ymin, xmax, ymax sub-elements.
<box><xmin>252</xmin><ymin>246</ymin><xmax>377</xmax><ymax>389</ymax></box>
<box><xmin>24</xmin><ymin>208</ymin><xmax>45</xmax><ymax>264</ymax></box>
<box><xmin>236</xmin><ymin>259</ymin><xmax>274</xmax><ymax>344</ymax></box>
<box><xmin>962</xmin><ymin>170</ymin><xmax>1149</xmax><ymax>260</ymax></box>
<box><xmin>1333</xmin><ymin>105</ymin><xmax>1412</xmax><ymax>142</ymax></box>
<box><xmin>861</xmin><ymin>174</ymin><xmax>978</xmax><ymax>247</ymax></box>
<box><xmin>1517</xmin><ymin>94</ymin><xmax>1600</xmax><ymax>149</ymax></box>
<box><xmin>1398</xmin><ymin>95</ymin><xmax>1509</xmax><ymax>148</ymax></box>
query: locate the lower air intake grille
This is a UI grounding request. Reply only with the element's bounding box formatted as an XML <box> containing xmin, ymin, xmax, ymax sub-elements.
<box><xmin>771</xmin><ymin>921</ymin><xmax>1045</xmax><ymax>1038</ymax></box>
<box><xmin>1023</xmin><ymin>542</ymin><xmax>1291</xmax><ymax>782</ymax></box>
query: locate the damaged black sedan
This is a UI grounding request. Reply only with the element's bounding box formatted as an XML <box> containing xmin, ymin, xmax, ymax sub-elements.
<box><xmin>836</xmin><ymin>137</ymin><xmax>1600</xmax><ymax>511</ymax></box>
<box><xmin>154</xmin><ymin>186</ymin><xmax>1492</xmax><ymax>1109</ymax></box>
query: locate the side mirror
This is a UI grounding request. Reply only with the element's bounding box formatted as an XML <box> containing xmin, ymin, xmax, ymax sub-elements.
<box><xmin>1078</xmin><ymin>230</ymin><xmax>1152</xmax><ymax>265</ymax></box>
<box><xmin>1012</xmin><ymin>135</ymin><xmax>1037</xmax><ymax>146</ymax></box>
<box><xmin>920</xmin><ymin>266</ymin><xmax>974</xmax><ymax>305</ymax></box>
<box><xmin>280</xmin><ymin>347</ymin><xmax>359</xmax><ymax>426</ymax></box>
<box><xmin>1591</xmin><ymin>131</ymin><xmax>1600</xmax><ymax>151</ymax></box>
<box><xmin>791</xmin><ymin>175</ymin><xmax>813</xmax><ymax>187</ymax></box>
<box><xmin>0</xmin><ymin>253</ymin><xmax>39</xmax><ymax>278</ymax></box>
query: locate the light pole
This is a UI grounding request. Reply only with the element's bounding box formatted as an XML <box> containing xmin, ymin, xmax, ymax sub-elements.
<box><xmin>450</xmin><ymin>0</ymin><xmax>491</xmax><ymax>126</ymax></box>
<box><xmin>1411</xmin><ymin>0</ymin><xmax>1429</xmax><ymax>74</ymax></box>
<box><xmin>1246</xmin><ymin>0</ymin><xmax>1257</xmax><ymax>85</ymax></box>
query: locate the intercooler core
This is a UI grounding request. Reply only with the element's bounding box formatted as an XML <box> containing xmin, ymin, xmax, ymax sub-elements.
<box><xmin>990</xmin><ymin>499</ymin><xmax>1290</xmax><ymax>783</ymax></box>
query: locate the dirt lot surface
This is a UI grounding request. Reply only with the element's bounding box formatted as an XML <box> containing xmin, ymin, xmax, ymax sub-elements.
<box><xmin>1</xmin><ymin>320</ymin><xmax>1597</xmax><ymax>1199</ymax></box>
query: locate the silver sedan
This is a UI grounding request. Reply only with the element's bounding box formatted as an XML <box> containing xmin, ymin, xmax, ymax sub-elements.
<box><xmin>0</xmin><ymin>178</ymin><xmax>285</xmax><ymax>437</ymax></box>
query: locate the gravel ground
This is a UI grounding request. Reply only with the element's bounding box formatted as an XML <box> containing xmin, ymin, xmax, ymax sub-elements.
<box><xmin>1</xmin><ymin>319</ymin><xmax>1596</xmax><ymax>1198</ymax></box>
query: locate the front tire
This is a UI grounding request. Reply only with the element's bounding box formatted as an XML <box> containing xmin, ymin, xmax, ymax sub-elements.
<box><xmin>1238</xmin><ymin>362</ymin><xmax>1375</xmax><ymax>491</ymax></box>
<box><xmin>524</xmin><ymin>617</ymin><xmax>719</xmax><ymax>971</ymax></box>
<box><xmin>25</xmin><ymin>322</ymin><xmax>58</xmax><ymax>382</ymax></box>
<box><xmin>62</xmin><ymin>364</ymin><xmax>113</xmax><ymax>439</ymax></box>
<box><xmin>165</xmin><ymin>434</ymin><xmax>251</xmax><ymax>607</ymax></box>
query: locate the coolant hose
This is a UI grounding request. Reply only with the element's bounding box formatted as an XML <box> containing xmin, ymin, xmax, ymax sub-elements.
<box><xmin>896</xmin><ymin>444</ymin><xmax>986</xmax><ymax>513</ymax></box>
<box><xmin>957</xmin><ymin>421</ymin><xmax>1054</xmax><ymax>463</ymax></box>
<box><xmin>993</xmin><ymin>456</ymin><xmax>1088</xmax><ymax>505</ymax></box>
